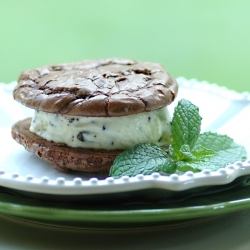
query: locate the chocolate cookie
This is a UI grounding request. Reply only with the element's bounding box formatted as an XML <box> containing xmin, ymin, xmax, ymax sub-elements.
<box><xmin>12</xmin><ymin>118</ymin><xmax>122</xmax><ymax>173</ymax></box>
<box><xmin>13</xmin><ymin>58</ymin><xmax>178</xmax><ymax>117</ymax></box>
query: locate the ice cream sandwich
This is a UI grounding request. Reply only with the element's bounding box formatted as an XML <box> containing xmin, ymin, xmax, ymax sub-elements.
<box><xmin>11</xmin><ymin>58</ymin><xmax>178</xmax><ymax>173</ymax></box>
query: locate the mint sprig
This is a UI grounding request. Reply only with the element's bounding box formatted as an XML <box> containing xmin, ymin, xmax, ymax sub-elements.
<box><xmin>109</xmin><ymin>99</ymin><xmax>247</xmax><ymax>178</ymax></box>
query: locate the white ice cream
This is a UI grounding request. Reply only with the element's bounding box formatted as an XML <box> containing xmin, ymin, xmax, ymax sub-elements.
<box><xmin>30</xmin><ymin>107</ymin><xmax>172</xmax><ymax>150</ymax></box>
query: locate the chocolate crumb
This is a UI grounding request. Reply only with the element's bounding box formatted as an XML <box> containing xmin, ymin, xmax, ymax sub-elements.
<box><xmin>116</xmin><ymin>77</ymin><xmax>127</xmax><ymax>82</ymax></box>
<box><xmin>77</xmin><ymin>132</ymin><xmax>85</xmax><ymax>142</ymax></box>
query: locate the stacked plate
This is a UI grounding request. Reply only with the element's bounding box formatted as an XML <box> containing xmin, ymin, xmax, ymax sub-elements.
<box><xmin>0</xmin><ymin>78</ymin><xmax>249</xmax><ymax>229</ymax></box>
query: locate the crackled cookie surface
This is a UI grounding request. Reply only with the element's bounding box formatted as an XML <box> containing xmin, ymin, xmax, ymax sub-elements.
<box><xmin>14</xmin><ymin>58</ymin><xmax>178</xmax><ymax>117</ymax></box>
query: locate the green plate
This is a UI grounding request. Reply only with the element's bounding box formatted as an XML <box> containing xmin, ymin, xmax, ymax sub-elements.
<box><xmin>1</xmin><ymin>184</ymin><xmax>250</xmax><ymax>229</ymax></box>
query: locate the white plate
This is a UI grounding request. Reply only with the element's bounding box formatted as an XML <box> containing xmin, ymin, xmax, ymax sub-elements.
<box><xmin>0</xmin><ymin>78</ymin><xmax>249</xmax><ymax>196</ymax></box>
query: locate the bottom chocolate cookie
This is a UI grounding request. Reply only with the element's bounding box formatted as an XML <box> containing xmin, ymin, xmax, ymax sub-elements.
<box><xmin>11</xmin><ymin>118</ymin><xmax>122</xmax><ymax>173</ymax></box>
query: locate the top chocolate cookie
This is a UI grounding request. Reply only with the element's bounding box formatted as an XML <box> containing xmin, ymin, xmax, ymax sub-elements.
<box><xmin>14</xmin><ymin>58</ymin><xmax>178</xmax><ymax>117</ymax></box>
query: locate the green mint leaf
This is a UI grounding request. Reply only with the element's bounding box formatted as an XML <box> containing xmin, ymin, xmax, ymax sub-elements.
<box><xmin>159</xmin><ymin>160</ymin><xmax>177</xmax><ymax>174</ymax></box>
<box><xmin>109</xmin><ymin>143</ymin><xmax>176</xmax><ymax>178</ymax></box>
<box><xmin>179</xmin><ymin>144</ymin><xmax>196</xmax><ymax>161</ymax></box>
<box><xmin>177</xmin><ymin>132</ymin><xmax>247</xmax><ymax>172</ymax></box>
<box><xmin>168</xmin><ymin>145</ymin><xmax>177</xmax><ymax>160</ymax></box>
<box><xmin>191</xmin><ymin>147</ymin><xmax>217</xmax><ymax>161</ymax></box>
<box><xmin>195</xmin><ymin>132</ymin><xmax>240</xmax><ymax>152</ymax></box>
<box><xmin>176</xmin><ymin>161</ymin><xmax>200</xmax><ymax>172</ymax></box>
<box><xmin>178</xmin><ymin>145</ymin><xmax>216</xmax><ymax>162</ymax></box>
<box><xmin>171</xmin><ymin>99</ymin><xmax>202</xmax><ymax>160</ymax></box>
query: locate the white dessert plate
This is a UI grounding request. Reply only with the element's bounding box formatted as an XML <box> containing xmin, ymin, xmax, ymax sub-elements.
<box><xmin>0</xmin><ymin>78</ymin><xmax>249</xmax><ymax>198</ymax></box>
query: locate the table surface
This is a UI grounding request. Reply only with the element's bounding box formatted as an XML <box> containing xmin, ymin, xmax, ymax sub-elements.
<box><xmin>1</xmin><ymin>210</ymin><xmax>250</xmax><ymax>250</ymax></box>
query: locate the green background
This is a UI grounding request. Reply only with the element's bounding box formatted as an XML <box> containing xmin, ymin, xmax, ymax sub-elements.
<box><xmin>0</xmin><ymin>0</ymin><xmax>249</xmax><ymax>92</ymax></box>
